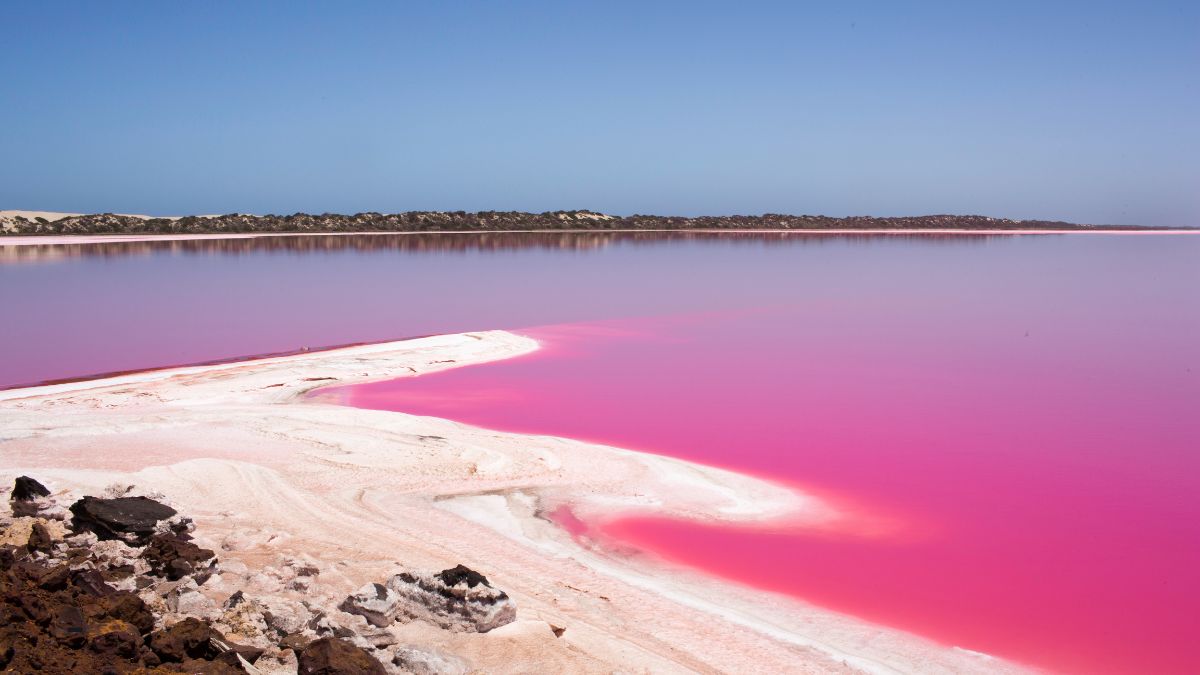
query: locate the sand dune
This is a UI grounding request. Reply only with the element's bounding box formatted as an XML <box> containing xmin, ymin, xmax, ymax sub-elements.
<box><xmin>0</xmin><ymin>331</ymin><xmax>1027</xmax><ymax>673</ymax></box>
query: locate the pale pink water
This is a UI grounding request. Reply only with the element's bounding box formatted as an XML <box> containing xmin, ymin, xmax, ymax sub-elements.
<box><xmin>6</xmin><ymin>232</ymin><xmax>1199</xmax><ymax>672</ymax></box>
<box><xmin>339</xmin><ymin>238</ymin><xmax>1200</xmax><ymax>674</ymax></box>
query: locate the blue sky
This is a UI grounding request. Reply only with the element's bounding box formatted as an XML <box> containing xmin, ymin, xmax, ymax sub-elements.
<box><xmin>1</xmin><ymin>1</ymin><xmax>1196</xmax><ymax>225</ymax></box>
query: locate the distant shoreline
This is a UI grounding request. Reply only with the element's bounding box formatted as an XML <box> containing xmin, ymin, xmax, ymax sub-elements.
<box><xmin>3</xmin><ymin>209</ymin><xmax>1189</xmax><ymax>238</ymax></box>
<box><xmin>2</xmin><ymin>228</ymin><xmax>1197</xmax><ymax>247</ymax></box>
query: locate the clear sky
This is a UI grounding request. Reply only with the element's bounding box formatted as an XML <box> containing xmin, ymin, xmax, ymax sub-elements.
<box><xmin>1</xmin><ymin>1</ymin><xmax>1196</xmax><ymax>225</ymax></box>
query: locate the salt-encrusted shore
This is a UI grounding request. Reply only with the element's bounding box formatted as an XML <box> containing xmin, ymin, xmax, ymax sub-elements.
<box><xmin>0</xmin><ymin>331</ymin><xmax>1029</xmax><ymax>673</ymax></box>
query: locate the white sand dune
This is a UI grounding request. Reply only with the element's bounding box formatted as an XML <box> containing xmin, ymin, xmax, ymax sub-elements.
<box><xmin>0</xmin><ymin>331</ymin><xmax>1029</xmax><ymax>673</ymax></box>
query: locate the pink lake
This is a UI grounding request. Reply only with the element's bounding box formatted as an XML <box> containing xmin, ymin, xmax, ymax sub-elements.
<box><xmin>4</xmin><ymin>232</ymin><xmax>1199</xmax><ymax>673</ymax></box>
<box><xmin>336</xmin><ymin>238</ymin><xmax>1200</xmax><ymax>674</ymax></box>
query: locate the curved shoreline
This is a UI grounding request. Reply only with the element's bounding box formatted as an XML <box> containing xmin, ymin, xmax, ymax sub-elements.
<box><xmin>0</xmin><ymin>330</ymin><xmax>1029</xmax><ymax>673</ymax></box>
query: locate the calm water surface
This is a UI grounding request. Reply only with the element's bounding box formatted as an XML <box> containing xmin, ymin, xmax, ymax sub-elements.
<box><xmin>4</xmin><ymin>232</ymin><xmax>1198</xmax><ymax>673</ymax></box>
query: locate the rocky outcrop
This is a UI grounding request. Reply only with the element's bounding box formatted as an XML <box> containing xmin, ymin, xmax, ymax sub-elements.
<box><xmin>0</xmin><ymin>480</ymin><xmax>264</xmax><ymax>673</ymax></box>
<box><xmin>3</xmin><ymin>476</ymin><xmax>526</xmax><ymax>673</ymax></box>
<box><xmin>69</xmin><ymin>495</ymin><xmax>179</xmax><ymax>544</ymax></box>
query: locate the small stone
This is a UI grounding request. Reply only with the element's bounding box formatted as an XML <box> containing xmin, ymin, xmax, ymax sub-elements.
<box><xmin>297</xmin><ymin>637</ymin><xmax>386</xmax><ymax>675</ymax></box>
<box><xmin>279</xmin><ymin>632</ymin><xmax>312</xmax><ymax>652</ymax></box>
<box><xmin>27</xmin><ymin>522</ymin><xmax>53</xmax><ymax>553</ymax></box>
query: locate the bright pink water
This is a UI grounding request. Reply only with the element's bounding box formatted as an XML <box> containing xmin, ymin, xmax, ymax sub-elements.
<box><xmin>6</xmin><ymin>233</ymin><xmax>1199</xmax><ymax>672</ymax></box>
<box><xmin>339</xmin><ymin>239</ymin><xmax>1200</xmax><ymax>674</ymax></box>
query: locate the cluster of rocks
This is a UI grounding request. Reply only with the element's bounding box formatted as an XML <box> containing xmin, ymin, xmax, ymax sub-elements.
<box><xmin>1</xmin><ymin>476</ymin><xmax>518</xmax><ymax>674</ymax></box>
<box><xmin>1</xmin><ymin>209</ymin><xmax>1116</xmax><ymax>236</ymax></box>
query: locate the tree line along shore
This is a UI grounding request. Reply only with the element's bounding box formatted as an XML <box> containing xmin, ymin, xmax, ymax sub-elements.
<box><xmin>0</xmin><ymin>210</ymin><xmax>1154</xmax><ymax>236</ymax></box>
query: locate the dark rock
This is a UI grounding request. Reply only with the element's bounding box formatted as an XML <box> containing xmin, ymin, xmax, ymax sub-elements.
<box><xmin>147</xmin><ymin>617</ymin><xmax>222</xmax><ymax>662</ymax></box>
<box><xmin>223</xmin><ymin>590</ymin><xmax>245</xmax><ymax>609</ymax></box>
<box><xmin>49</xmin><ymin>604</ymin><xmax>88</xmax><ymax>647</ymax></box>
<box><xmin>26</xmin><ymin>522</ymin><xmax>53</xmax><ymax>553</ymax></box>
<box><xmin>69</xmin><ymin>496</ymin><xmax>177</xmax><ymax>544</ymax></box>
<box><xmin>87</xmin><ymin>620</ymin><xmax>142</xmax><ymax>659</ymax></box>
<box><xmin>173</xmin><ymin>658</ymin><xmax>246</xmax><ymax>674</ymax></box>
<box><xmin>37</xmin><ymin>563</ymin><xmax>71</xmax><ymax>591</ymax></box>
<box><xmin>70</xmin><ymin>568</ymin><xmax>117</xmax><ymax>597</ymax></box>
<box><xmin>437</xmin><ymin>564</ymin><xmax>489</xmax><ymax>588</ymax></box>
<box><xmin>297</xmin><ymin>637</ymin><xmax>387</xmax><ymax>675</ymax></box>
<box><xmin>0</xmin><ymin>544</ymin><xmax>19</xmax><ymax>570</ymax></box>
<box><xmin>89</xmin><ymin>593</ymin><xmax>155</xmax><ymax>635</ymax></box>
<box><xmin>142</xmin><ymin>533</ymin><xmax>216</xmax><ymax>581</ymax></box>
<box><xmin>11</xmin><ymin>476</ymin><xmax>50</xmax><ymax>501</ymax></box>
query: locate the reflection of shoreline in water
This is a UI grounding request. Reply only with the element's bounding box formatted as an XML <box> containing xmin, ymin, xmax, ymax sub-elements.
<box><xmin>0</xmin><ymin>230</ymin><xmax>1020</xmax><ymax>262</ymax></box>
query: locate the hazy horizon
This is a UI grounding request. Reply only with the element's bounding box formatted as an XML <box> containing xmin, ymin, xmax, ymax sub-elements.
<box><xmin>2</xmin><ymin>2</ymin><xmax>1197</xmax><ymax>227</ymax></box>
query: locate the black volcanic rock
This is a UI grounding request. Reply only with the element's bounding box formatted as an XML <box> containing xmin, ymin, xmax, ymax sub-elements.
<box><xmin>141</xmin><ymin>533</ymin><xmax>216</xmax><ymax>581</ymax></box>
<box><xmin>11</xmin><ymin>476</ymin><xmax>50</xmax><ymax>501</ymax></box>
<box><xmin>437</xmin><ymin>564</ymin><xmax>490</xmax><ymax>588</ymax></box>
<box><xmin>69</xmin><ymin>496</ymin><xmax>177</xmax><ymax>544</ymax></box>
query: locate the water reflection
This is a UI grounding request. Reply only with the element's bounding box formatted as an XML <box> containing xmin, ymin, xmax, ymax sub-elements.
<box><xmin>0</xmin><ymin>230</ymin><xmax>1014</xmax><ymax>263</ymax></box>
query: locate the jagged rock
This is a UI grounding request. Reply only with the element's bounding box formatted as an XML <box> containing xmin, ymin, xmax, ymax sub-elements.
<box><xmin>392</xmin><ymin>645</ymin><xmax>468</xmax><ymax>675</ymax></box>
<box><xmin>338</xmin><ymin>582</ymin><xmax>401</xmax><ymax>628</ymax></box>
<box><xmin>69</xmin><ymin>496</ymin><xmax>178</xmax><ymax>544</ymax></box>
<box><xmin>143</xmin><ymin>532</ymin><xmax>216</xmax><ymax>581</ymax></box>
<box><xmin>11</xmin><ymin>476</ymin><xmax>50</xmax><ymax>501</ymax></box>
<box><xmin>10</xmin><ymin>476</ymin><xmax>64</xmax><ymax>519</ymax></box>
<box><xmin>297</xmin><ymin>637</ymin><xmax>386</xmax><ymax>675</ymax></box>
<box><xmin>384</xmin><ymin>565</ymin><xmax>516</xmax><ymax>632</ymax></box>
<box><xmin>225</xmin><ymin>590</ymin><xmax>246</xmax><ymax>609</ymax></box>
<box><xmin>436</xmin><ymin>564</ymin><xmax>488</xmax><ymax>588</ymax></box>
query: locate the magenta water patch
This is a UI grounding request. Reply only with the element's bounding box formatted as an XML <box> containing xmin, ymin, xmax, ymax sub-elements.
<box><xmin>341</xmin><ymin>305</ymin><xmax>1199</xmax><ymax>673</ymax></box>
